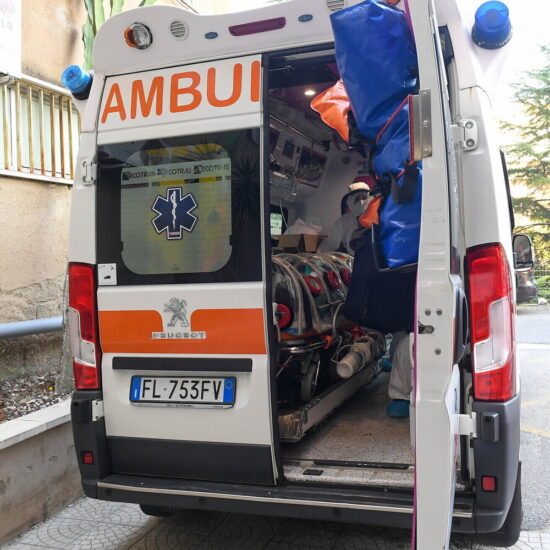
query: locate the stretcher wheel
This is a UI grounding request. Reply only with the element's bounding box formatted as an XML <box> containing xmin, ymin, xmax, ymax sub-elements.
<box><xmin>300</xmin><ymin>352</ymin><xmax>321</xmax><ymax>402</ymax></box>
<box><xmin>326</xmin><ymin>271</ymin><xmax>342</xmax><ymax>290</ymax></box>
<box><xmin>341</xmin><ymin>268</ymin><xmax>352</xmax><ymax>286</ymax></box>
<box><xmin>276</xmin><ymin>303</ymin><xmax>293</xmax><ymax>329</ymax></box>
<box><xmin>304</xmin><ymin>274</ymin><xmax>322</xmax><ymax>296</ymax></box>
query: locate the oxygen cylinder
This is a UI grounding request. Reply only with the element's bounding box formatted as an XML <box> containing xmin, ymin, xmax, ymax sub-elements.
<box><xmin>336</xmin><ymin>339</ymin><xmax>373</xmax><ymax>379</ymax></box>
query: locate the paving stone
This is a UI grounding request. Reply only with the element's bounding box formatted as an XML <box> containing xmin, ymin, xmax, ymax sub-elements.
<box><xmin>124</xmin><ymin>521</ymin><xmax>207</xmax><ymax>550</ymax></box>
<box><xmin>3</xmin><ymin>518</ymin><xmax>93</xmax><ymax>549</ymax></box>
<box><xmin>269</xmin><ymin>516</ymin><xmax>343</xmax><ymax>547</ymax></box>
<box><xmin>208</xmin><ymin>513</ymin><xmax>283</xmax><ymax>540</ymax></box>
<box><xmin>3</xmin><ymin>496</ymin><xmax>550</xmax><ymax>550</ymax></box>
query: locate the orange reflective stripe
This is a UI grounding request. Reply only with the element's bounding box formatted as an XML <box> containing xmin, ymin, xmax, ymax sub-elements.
<box><xmin>99</xmin><ymin>308</ymin><xmax>266</xmax><ymax>355</ymax></box>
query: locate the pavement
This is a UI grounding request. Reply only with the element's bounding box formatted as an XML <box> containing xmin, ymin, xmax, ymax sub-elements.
<box><xmin>3</xmin><ymin>305</ymin><xmax>549</xmax><ymax>550</ymax></box>
<box><xmin>3</xmin><ymin>497</ymin><xmax>550</xmax><ymax>550</ymax></box>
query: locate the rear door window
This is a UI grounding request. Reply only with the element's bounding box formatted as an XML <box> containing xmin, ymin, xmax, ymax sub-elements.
<box><xmin>96</xmin><ymin>129</ymin><xmax>262</xmax><ymax>285</ymax></box>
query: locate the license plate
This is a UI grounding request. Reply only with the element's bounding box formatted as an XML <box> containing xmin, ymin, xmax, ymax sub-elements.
<box><xmin>130</xmin><ymin>376</ymin><xmax>236</xmax><ymax>407</ymax></box>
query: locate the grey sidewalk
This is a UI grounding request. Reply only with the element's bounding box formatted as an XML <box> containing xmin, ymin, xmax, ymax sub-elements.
<box><xmin>3</xmin><ymin>497</ymin><xmax>549</xmax><ymax>550</ymax></box>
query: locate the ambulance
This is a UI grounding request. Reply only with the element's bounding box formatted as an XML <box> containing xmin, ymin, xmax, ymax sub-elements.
<box><xmin>64</xmin><ymin>1</ymin><xmax>527</xmax><ymax>548</ymax></box>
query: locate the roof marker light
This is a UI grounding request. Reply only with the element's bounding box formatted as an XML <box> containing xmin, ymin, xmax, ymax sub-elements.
<box><xmin>299</xmin><ymin>14</ymin><xmax>313</xmax><ymax>23</ymax></box>
<box><xmin>205</xmin><ymin>31</ymin><xmax>218</xmax><ymax>39</ymax></box>
<box><xmin>61</xmin><ymin>65</ymin><xmax>92</xmax><ymax>99</ymax></box>
<box><xmin>124</xmin><ymin>22</ymin><xmax>153</xmax><ymax>49</ymax></box>
<box><xmin>472</xmin><ymin>1</ymin><xmax>512</xmax><ymax>50</ymax></box>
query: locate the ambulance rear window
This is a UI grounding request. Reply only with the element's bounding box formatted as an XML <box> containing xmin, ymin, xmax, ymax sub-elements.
<box><xmin>96</xmin><ymin>129</ymin><xmax>261</xmax><ymax>285</ymax></box>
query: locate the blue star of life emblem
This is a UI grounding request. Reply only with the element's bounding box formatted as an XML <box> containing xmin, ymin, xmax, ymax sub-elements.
<box><xmin>151</xmin><ymin>187</ymin><xmax>198</xmax><ymax>240</ymax></box>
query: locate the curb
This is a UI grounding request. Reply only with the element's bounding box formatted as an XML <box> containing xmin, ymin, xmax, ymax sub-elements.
<box><xmin>0</xmin><ymin>398</ymin><xmax>83</xmax><ymax>545</ymax></box>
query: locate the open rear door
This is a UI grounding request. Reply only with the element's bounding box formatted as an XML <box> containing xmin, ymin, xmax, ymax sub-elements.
<box><xmin>93</xmin><ymin>55</ymin><xmax>280</xmax><ymax>486</ymax></box>
<box><xmin>408</xmin><ymin>1</ymin><xmax>462</xmax><ymax>548</ymax></box>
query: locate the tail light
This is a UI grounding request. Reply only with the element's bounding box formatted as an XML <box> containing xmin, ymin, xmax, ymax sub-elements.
<box><xmin>68</xmin><ymin>263</ymin><xmax>102</xmax><ymax>390</ymax></box>
<box><xmin>466</xmin><ymin>243</ymin><xmax>516</xmax><ymax>401</ymax></box>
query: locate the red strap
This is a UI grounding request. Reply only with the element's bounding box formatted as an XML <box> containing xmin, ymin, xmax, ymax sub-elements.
<box><xmin>276</xmin><ymin>303</ymin><xmax>293</xmax><ymax>329</ymax></box>
<box><xmin>304</xmin><ymin>275</ymin><xmax>322</xmax><ymax>296</ymax></box>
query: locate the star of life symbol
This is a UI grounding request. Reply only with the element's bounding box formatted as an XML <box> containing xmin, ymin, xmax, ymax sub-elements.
<box><xmin>164</xmin><ymin>298</ymin><xmax>189</xmax><ymax>328</ymax></box>
<box><xmin>152</xmin><ymin>187</ymin><xmax>198</xmax><ymax>240</ymax></box>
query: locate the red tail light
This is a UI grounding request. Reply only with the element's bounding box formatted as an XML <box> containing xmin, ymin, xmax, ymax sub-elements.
<box><xmin>68</xmin><ymin>263</ymin><xmax>102</xmax><ymax>390</ymax></box>
<box><xmin>466</xmin><ymin>243</ymin><xmax>516</xmax><ymax>401</ymax></box>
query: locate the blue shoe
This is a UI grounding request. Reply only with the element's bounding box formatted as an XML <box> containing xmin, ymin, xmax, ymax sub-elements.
<box><xmin>380</xmin><ymin>358</ymin><xmax>393</xmax><ymax>372</ymax></box>
<box><xmin>387</xmin><ymin>399</ymin><xmax>410</xmax><ymax>418</ymax></box>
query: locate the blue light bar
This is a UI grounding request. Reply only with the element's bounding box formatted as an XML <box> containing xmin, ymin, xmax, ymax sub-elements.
<box><xmin>61</xmin><ymin>65</ymin><xmax>92</xmax><ymax>97</ymax></box>
<box><xmin>472</xmin><ymin>1</ymin><xmax>512</xmax><ymax>50</ymax></box>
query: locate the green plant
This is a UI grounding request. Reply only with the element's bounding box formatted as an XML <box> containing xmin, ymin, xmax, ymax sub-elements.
<box><xmin>83</xmin><ymin>0</ymin><xmax>156</xmax><ymax>69</ymax></box>
<box><xmin>502</xmin><ymin>46</ymin><xmax>550</xmax><ymax>264</ymax></box>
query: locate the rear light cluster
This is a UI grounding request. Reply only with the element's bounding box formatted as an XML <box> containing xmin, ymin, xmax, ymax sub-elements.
<box><xmin>466</xmin><ymin>243</ymin><xmax>516</xmax><ymax>401</ymax></box>
<box><xmin>68</xmin><ymin>263</ymin><xmax>102</xmax><ymax>390</ymax></box>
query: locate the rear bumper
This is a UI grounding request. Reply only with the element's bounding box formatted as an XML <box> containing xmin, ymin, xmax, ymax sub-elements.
<box><xmin>472</xmin><ymin>394</ymin><xmax>521</xmax><ymax>532</ymax></box>
<box><xmin>92</xmin><ymin>473</ymin><xmax>477</xmax><ymax>533</ymax></box>
<box><xmin>71</xmin><ymin>391</ymin><xmax>519</xmax><ymax>535</ymax></box>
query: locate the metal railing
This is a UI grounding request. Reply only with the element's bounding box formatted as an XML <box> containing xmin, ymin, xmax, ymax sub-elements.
<box><xmin>0</xmin><ymin>76</ymin><xmax>80</xmax><ymax>183</ymax></box>
<box><xmin>533</xmin><ymin>267</ymin><xmax>550</xmax><ymax>300</ymax></box>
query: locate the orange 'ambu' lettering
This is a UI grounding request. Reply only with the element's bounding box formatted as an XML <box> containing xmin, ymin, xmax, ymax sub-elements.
<box><xmin>250</xmin><ymin>60</ymin><xmax>261</xmax><ymax>103</ymax></box>
<box><xmin>101</xmin><ymin>83</ymin><xmax>127</xmax><ymax>124</ymax></box>
<box><xmin>170</xmin><ymin>72</ymin><xmax>201</xmax><ymax>112</ymax></box>
<box><xmin>207</xmin><ymin>64</ymin><xmax>243</xmax><ymax>108</ymax></box>
<box><xmin>130</xmin><ymin>77</ymin><xmax>164</xmax><ymax>119</ymax></box>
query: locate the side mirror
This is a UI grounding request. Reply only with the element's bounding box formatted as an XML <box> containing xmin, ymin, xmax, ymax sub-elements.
<box><xmin>513</xmin><ymin>234</ymin><xmax>535</xmax><ymax>271</ymax></box>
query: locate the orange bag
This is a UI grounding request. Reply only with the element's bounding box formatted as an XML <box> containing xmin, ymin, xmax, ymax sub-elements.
<box><xmin>359</xmin><ymin>196</ymin><xmax>382</xmax><ymax>229</ymax></box>
<box><xmin>310</xmin><ymin>80</ymin><xmax>350</xmax><ymax>142</ymax></box>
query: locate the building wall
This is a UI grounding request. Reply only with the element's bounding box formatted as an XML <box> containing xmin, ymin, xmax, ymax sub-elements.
<box><xmin>21</xmin><ymin>0</ymin><xmax>86</xmax><ymax>85</ymax></box>
<box><xmin>0</xmin><ymin>0</ymin><xmax>182</xmax><ymax>385</ymax></box>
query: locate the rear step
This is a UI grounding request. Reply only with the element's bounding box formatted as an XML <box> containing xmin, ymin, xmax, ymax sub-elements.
<box><xmin>284</xmin><ymin>458</ymin><xmax>415</xmax><ymax>488</ymax></box>
<box><xmin>284</xmin><ymin>458</ymin><xmax>467</xmax><ymax>490</ymax></box>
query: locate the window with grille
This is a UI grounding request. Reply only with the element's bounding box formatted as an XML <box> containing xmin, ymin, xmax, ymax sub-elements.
<box><xmin>0</xmin><ymin>77</ymin><xmax>80</xmax><ymax>183</ymax></box>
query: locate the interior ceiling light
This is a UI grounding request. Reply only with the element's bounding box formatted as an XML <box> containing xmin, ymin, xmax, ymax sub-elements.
<box><xmin>304</xmin><ymin>89</ymin><xmax>316</xmax><ymax>96</ymax></box>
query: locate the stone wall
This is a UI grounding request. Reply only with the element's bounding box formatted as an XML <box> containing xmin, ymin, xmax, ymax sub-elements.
<box><xmin>0</xmin><ymin>177</ymin><xmax>71</xmax><ymax>383</ymax></box>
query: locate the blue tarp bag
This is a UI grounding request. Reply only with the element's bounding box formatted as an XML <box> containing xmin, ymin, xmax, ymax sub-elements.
<box><xmin>373</xmin><ymin>99</ymin><xmax>421</xmax><ymax>268</ymax></box>
<box><xmin>330</xmin><ymin>0</ymin><xmax>418</xmax><ymax>140</ymax></box>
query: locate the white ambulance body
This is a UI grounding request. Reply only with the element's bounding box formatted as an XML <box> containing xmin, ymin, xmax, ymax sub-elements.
<box><xmin>67</xmin><ymin>1</ymin><xmax>524</xmax><ymax>548</ymax></box>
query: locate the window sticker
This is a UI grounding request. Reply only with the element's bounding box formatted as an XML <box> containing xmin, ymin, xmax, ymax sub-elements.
<box><xmin>120</xmin><ymin>151</ymin><xmax>232</xmax><ymax>275</ymax></box>
<box><xmin>152</xmin><ymin>188</ymin><xmax>198</xmax><ymax>239</ymax></box>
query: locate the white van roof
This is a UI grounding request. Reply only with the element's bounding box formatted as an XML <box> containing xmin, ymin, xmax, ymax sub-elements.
<box><xmin>93</xmin><ymin>1</ymin><xmax>335</xmax><ymax>75</ymax></box>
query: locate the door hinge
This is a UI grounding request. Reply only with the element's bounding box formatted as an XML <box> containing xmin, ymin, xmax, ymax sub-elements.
<box><xmin>91</xmin><ymin>399</ymin><xmax>104</xmax><ymax>421</ymax></box>
<box><xmin>458</xmin><ymin>412</ymin><xmax>477</xmax><ymax>437</ymax></box>
<box><xmin>82</xmin><ymin>160</ymin><xmax>97</xmax><ymax>185</ymax></box>
<box><xmin>411</xmin><ymin>89</ymin><xmax>433</xmax><ymax>160</ymax></box>
<box><xmin>451</xmin><ymin>120</ymin><xmax>478</xmax><ymax>151</ymax></box>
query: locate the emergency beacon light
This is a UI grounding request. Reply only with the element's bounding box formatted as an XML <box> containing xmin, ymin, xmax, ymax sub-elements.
<box><xmin>61</xmin><ymin>65</ymin><xmax>93</xmax><ymax>99</ymax></box>
<box><xmin>472</xmin><ymin>1</ymin><xmax>512</xmax><ymax>49</ymax></box>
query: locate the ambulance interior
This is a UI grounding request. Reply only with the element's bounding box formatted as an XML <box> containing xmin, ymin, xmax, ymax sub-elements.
<box><xmin>267</xmin><ymin>51</ymin><xmax>417</xmax><ymax>489</ymax></box>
